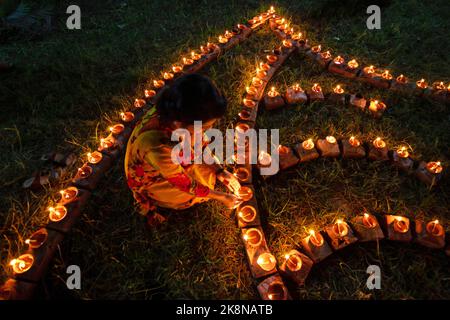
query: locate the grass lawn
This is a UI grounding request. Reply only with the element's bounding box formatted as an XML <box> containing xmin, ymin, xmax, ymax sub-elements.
<box><xmin>1</xmin><ymin>0</ymin><xmax>449</xmax><ymax>299</ymax></box>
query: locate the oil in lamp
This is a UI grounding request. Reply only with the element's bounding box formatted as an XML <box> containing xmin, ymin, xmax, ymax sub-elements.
<box><xmin>243</xmin><ymin>98</ymin><xmax>256</xmax><ymax>108</ymax></box>
<box><xmin>236</xmin><ymin>186</ymin><xmax>253</xmax><ymax>202</ymax></box>
<box><xmin>326</xmin><ymin>219</ymin><xmax>358</xmax><ymax>250</ymax></box>
<box><xmin>76</xmin><ymin>165</ymin><xmax>92</xmax><ymax>179</ymax></box>
<box><xmin>266</xmin><ymin>54</ymin><xmax>278</xmax><ymax>64</ymax></box>
<box><xmin>163</xmin><ymin>72</ymin><xmax>174</xmax><ymax>81</ymax></box>
<box><xmin>234</xmin><ymin>167</ymin><xmax>250</xmax><ymax>183</ymax></box>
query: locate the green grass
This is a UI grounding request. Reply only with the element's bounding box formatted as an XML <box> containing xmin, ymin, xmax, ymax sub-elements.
<box><xmin>1</xmin><ymin>0</ymin><xmax>449</xmax><ymax>299</ymax></box>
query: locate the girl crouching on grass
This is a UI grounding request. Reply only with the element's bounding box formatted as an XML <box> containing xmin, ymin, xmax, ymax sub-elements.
<box><xmin>125</xmin><ymin>74</ymin><xmax>242</xmax><ymax>225</ymax></box>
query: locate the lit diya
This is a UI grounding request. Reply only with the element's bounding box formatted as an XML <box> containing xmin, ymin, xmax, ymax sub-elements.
<box><xmin>362</xmin><ymin>213</ymin><xmax>378</xmax><ymax>228</ymax></box>
<box><xmin>218</xmin><ymin>35</ymin><xmax>228</xmax><ymax>44</ymax></box>
<box><xmin>426</xmin><ymin>161</ymin><xmax>443</xmax><ymax>174</ymax></box>
<box><xmin>363</xmin><ymin>65</ymin><xmax>376</xmax><ymax>74</ymax></box>
<box><xmin>120</xmin><ymin>111</ymin><xmax>134</xmax><ymax>122</ymax></box>
<box><xmin>243</xmin><ymin>228</ymin><xmax>263</xmax><ymax>247</ymax></box>
<box><xmin>252</xmin><ymin>77</ymin><xmax>264</xmax><ymax>88</ymax></box>
<box><xmin>433</xmin><ymin>81</ymin><xmax>446</xmax><ymax>90</ymax></box>
<box><xmin>311</xmin><ymin>45</ymin><xmax>321</xmax><ymax>53</ymax></box>
<box><xmin>302</xmin><ymin>139</ymin><xmax>315</xmax><ymax>150</ymax></box>
<box><xmin>243</xmin><ymin>98</ymin><xmax>256</xmax><ymax>108</ymax></box>
<box><xmin>333</xmin><ymin>84</ymin><xmax>344</xmax><ymax>94</ymax></box>
<box><xmin>416</xmin><ymin>78</ymin><xmax>428</xmax><ymax>89</ymax></box>
<box><xmin>266</xmin><ymin>54</ymin><xmax>278</xmax><ymax>64</ymax></box>
<box><xmin>134</xmin><ymin>98</ymin><xmax>146</xmax><ymax>108</ymax></box>
<box><xmin>9</xmin><ymin>254</ymin><xmax>34</xmax><ymax>274</ymax></box>
<box><xmin>291</xmin><ymin>32</ymin><xmax>303</xmax><ymax>41</ymax></box>
<box><xmin>393</xmin><ymin>217</ymin><xmax>409</xmax><ymax>234</ymax></box>
<box><xmin>182</xmin><ymin>57</ymin><xmax>194</xmax><ymax>65</ymax></box>
<box><xmin>238</xmin><ymin>205</ymin><xmax>257</xmax><ymax>223</ymax></box>
<box><xmin>100</xmin><ymin>137</ymin><xmax>115</xmax><ymax>150</ymax></box>
<box><xmin>25</xmin><ymin>228</ymin><xmax>48</xmax><ymax>249</ymax></box>
<box><xmin>347</xmin><ymin>59</ymin><xmax>359</xmax><ymax>69</ymax></box>
<box><xmin>234</xmin><ymin>167</ymin><xmax>250</xmax><ymax>182</ymax></box>
<box><xmin>163</xmin><ymin>72</ymin><xmax>174</xmax><ymax>80</ymax></box>
<box><xmin>259</xmin><ymin>62</ymin><xmax>270</xmax><ymax>71</ymax></box>
<box><xmin>172</xmin><ymin>65</ymin><xmax>183</xmax><ymax>73</ymax></box>
<box><xmin>284</xmin><ymin>252</ymin><xmax>302</xmax><ymax>272</ymax></box>
<box><xmin>312</xmin><ymin>83</ymin><xmax>322</xmax><ymax>93</ymax></box>
<box><xmin>373</xmin><ymin>137</ymin><xmax>386</xmax><ymax>149</ymax></box>
<box><xmin>426</xmin><ymin>220</ymin><xmax>444</xmax><ymax>237</ymax></box>
<box><xmin>109</xmin><ymin>124</ymin><xmax>125</xmax><ymax>135</ymax></box>
<box><xmin>60</xmin><ymin>186</ymin><xmax>79</xmax><ymax>202</ymax></box>
<box><xmin>77</xmin><ymin>165</ymin><xmax>92</xmax><ymax>179</ymax></box>
<box><xmin>396</xmin><ymin>74</ymin><xmax>407</xmax><ymax>83</ymax></box>
<box><xmin>256</xmin><ymin>68</ymin><xmax>267</xmax><ymax>79</ymax></box>
<box><xmin>236</xmin><ymin>186</ymin><xmax>253</xmax><ymax>201</ymax></box>
<box><xmin>48</xmin><ymin>205</ymin><xmax>67</xmax><ymax>222</ymax></box>
<box><xmin>258</xmin><ymin>151</ymin><xmax>272</xmax><ymax>167</ymax></box>
<box><xmin>282</xmin><ymin>39</ymin><xmax>293</xmax><ymax>48</ymax></box>
<box><xmin>257</xmin><ymin>253</ymin><xmax>276</xmax><ymax>271</ymax></box>
<box><xmin>320</xmin><ymin>50</ymin><xmax>331</xmax><ymax>59</ymax></box>
<box><xmin>326</xmin><ymin>135</ymin><xmax>337</xmax><ymax>144</ymax></box>
<box><xmin>333</xmin><ymin>56</ymin><xmax>345</xmax><ymax>65</ymax></box>
<box><xmin>246</xmin><ymin>86</ymin><xmax>257</xmax><ymax>96</ymax></box>
<box><xmin>381</xmin><ymin>70</ymin><xmax>393</xmax><ymax>80</ymax></box>
<box><xmin>369</xmin><ymin>100</ymin><xmax>386</xmax><ymax>113</ymax></box>
<box><xmin>238</xmin><ymin>110</ymin><xmax>251</xmax><ymax>121</ymax></box>
<box><xmin>190</xmin><ymin>51</ymin><xmax>202</xmax><ymax>61</ymax></box>
<box><xmin>308</xmin><ymin>229</ymin><xmax>324</xmax><ymax>246</ymax></box>
<box><xmin>144</xmin><ymin>89</ymin><xmax>156</xmax><ymax>98</ymax></box>
<box><xmin>333</xmin><ymin>219</ymin><xmax>349</xmax><ymax>237</ymax></box>
<box><xmin>396</xmin><ymin>146</ymin><xmax>409</xmax><ymax>158</ymax></box>
<box><xmin>153</xmin><ymin>79</ymin><xmax>165</xmax><ymax>88</ymax></box>
<box><xmin>348</xmin><ymin>136</ymin><xmax>361</xmax><ymax>147</ymax></box>
<box><xmin>87</xmin><ymin>151</ymin><xmax>103</xmax><ymax>164</ymax></box>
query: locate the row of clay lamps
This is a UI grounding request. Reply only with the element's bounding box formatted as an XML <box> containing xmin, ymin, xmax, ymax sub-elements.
<box><xmin>256</xmin><ymin>136</ymin><xmax>444</xmax><ymax>188</ymax></box>
<box><xmin>280</xmin><ymin>214</ymin><xmax>449</xmax><ymax>293</ymax></box>
<box><xmin>232</xmin><ymin>25</ymin><xmax>303</xmax><ymax>299</ymax></box>
<box><xmin>267</xmin><ymin>16</ymin><xmax>449</xmax><ymax>104</ymax></box>
<box><xmin>263</xmin><ymin>83</ymin><xmax>388</xmax><ymax>118</ymax></box>
<box><xmin>0</xmin><ymin>8</ymin><xmax>278</xmax><ymax>301</ymax></box>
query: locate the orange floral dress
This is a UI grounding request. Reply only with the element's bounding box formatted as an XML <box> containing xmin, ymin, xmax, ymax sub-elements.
<box><xmin>124</xmin><ymin>106</ymin><xmax>217</xmax><ymax>215</ymax></box>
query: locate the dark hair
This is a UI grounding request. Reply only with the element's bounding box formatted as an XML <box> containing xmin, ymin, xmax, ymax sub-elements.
<box><xmin>156</xmin><ymin>74</ymin><xmax>227</xmax><ymax>124</ymax></box>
